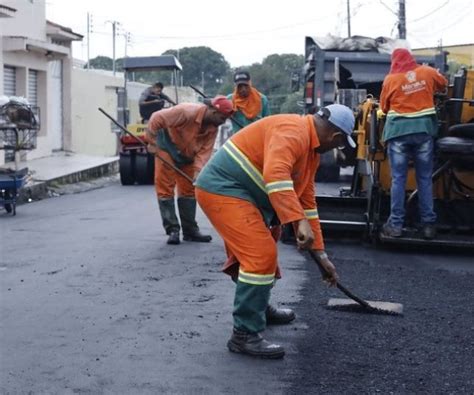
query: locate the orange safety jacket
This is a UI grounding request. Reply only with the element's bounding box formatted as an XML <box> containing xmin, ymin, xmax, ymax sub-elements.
<box><xmin>196</xmin><ymin>114</ymin><xmax>324</xmax><ymax>250</ymax></box>
<box><xmin>380</xmin><ymin>65</ymin><xmax>447</xmax><ymax>117</ymax></box>
<box><xmin>146</xmin><ymin>103</ymin><xmax>218</xmax><ymax>171</ymax></box>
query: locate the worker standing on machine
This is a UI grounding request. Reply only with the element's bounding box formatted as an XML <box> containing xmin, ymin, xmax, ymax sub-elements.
<box><xmin>227</xmin><ymin>71</ymin><xmax>270</xmax><ymax>134</ymax></box>
<box><xmin>380</xmin><ymin>48</ymin><xmax>448</xmax><ymax>240</ymax></box>
<box><xmin>194</xmin><ymin>104</ymin><xmax>355</xmax><ymax>358</ymax></box>
<box><xmin>139</xmin><ymin>82</ymin><xmax>173</xmax><ymax>122</ymax></box>
<box><xmin>146</xmin><ymin>96</ymin><xmax>234</xmax><ymax>245</ymax></box>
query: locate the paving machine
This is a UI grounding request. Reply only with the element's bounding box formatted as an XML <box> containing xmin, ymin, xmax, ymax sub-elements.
<box><xmin>316</xmin><ymin>67</ymin><xmax>474</xmax><ymax>249</ymax></box>
<box><xmin>302</xmin><ymin>36</ymin><xmax>445</xmax><ymax>181</ymax></box>
<box><xmin>118</xmin><ymin>55</ymin><xmax>182</xmax><ymax>185</ymax></box>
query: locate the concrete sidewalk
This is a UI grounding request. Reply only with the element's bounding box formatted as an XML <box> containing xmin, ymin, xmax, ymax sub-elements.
<box><xmin>1</xmin><ymin>151</ymin><xmax>118</xmax><ymax>203</ymax></box>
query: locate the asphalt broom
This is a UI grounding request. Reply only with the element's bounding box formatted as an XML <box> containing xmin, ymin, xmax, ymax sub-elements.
<box><xmin>308</xmin><ymin>250</ymin><xmax>403</xmax><ymax>316</ymax></box>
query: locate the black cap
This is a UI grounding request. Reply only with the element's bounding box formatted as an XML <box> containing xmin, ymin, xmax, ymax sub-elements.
<box><xmin>234</xmin><ymin>71</ymin><xmax>250</xmax><ymax>86</ymax></box>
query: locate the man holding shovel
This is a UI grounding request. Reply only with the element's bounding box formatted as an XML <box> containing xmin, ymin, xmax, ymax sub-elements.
<box><xmin>146</xmin><ymin>96</ymin><xmax>234</xmax><ymax>245</ymax></box>
<box><xmin>195</xmin><ymin>104</ymin><xmax>355</xmax><ymax>358</ymax></box>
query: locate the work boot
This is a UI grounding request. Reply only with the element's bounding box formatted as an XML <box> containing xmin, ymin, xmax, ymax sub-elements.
<box><xmin>381</xmin><ymin>222</ymin><xmax>402</xmax><ymax>238</ymax></box>
<box><xmin>227</xmin><ymin>328</ymin><xmax>285</xmax><ymax>359</ymax></box>
<box><xmin>167</xmin><ymin>231</ymin><xmax>180</xmax><ymax>245</ymax></box>
<box><xmin>422</xmin><ymin>223</ymin><xmax>437</xmax><ymax>240</ymax></box>
<box><xmin>178</xmin><ymin>197</ymin><xmax>212</xmax><ymax>242</ymax></box>
<box><xmin>158</xmin><ymin>198</ymin><xmax>180</xmax><ymax>243</ymax></box>
<box><xmin>266</xmin><ymin>305</ymin><xmax>295</xmax><ymax>325</ymax></box>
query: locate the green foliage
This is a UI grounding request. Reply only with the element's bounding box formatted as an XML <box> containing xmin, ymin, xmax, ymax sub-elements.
<box><xmin>279</xmin><ymin>91</ymin><xmax>305</xmax><ymax>114</ymax></box>
<box><xmin>87</xmin><ymin>56</ymin><xmax>114</xmax><ymax>70</ymax></box>
<box><xmin>163</xmin><ymin>47</ymin><xmax>230</xmax><ymax>95</ymax></box>
<box><xmin>86</xmin><ymin>56</ymin><xmax>124</xmax><ymax>72</ymax></box>
<box><xmin>87</xmin><ymin>50</ymin><xmax>305</xmax><ymax>113</ymax></box>
<box><xmin>219</xmin><ymin>53</ymin><xmax>304</xmax><ymax>113</ymax></box>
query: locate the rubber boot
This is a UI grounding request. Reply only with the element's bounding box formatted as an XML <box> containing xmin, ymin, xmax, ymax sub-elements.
<box><xmin>266</xmin><ymin>305</ymin><xmax>295</xmax><ymax>325</ymax></box>
<box><xmin>158</xmin><ymin>198</ymin><xmax>180</xmax><ymax>245</ymax></box>
<box><xmin>227</xmin><ymin>328</ymin><xmax>285</xmax><ymax>359</ymax></box>
<box><xmin>177</xmin><ymin>197</ymin><xmax>212</xmax><ymax>242</ymax></box>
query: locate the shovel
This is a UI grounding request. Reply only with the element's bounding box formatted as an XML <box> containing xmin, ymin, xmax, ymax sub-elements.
<box><xmin>308</xmin><ymin>250</ymin><xmax>403</xmax><ymax>316</ymax></box>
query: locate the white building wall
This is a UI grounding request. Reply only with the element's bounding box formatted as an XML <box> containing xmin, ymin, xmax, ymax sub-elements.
<box><xmin>1</xmin><ymin>0</ymin><xmax>46</xmax><ymax>41</ymax></box>
<box><xmin>71</xmin><ymin>69</ymin><xmax>123</xmax><ymax>156</ymax></box>
<box><xmin>1</xmin><ymin>0</ymin><xmax>79</xmax><ymax>165</ymax></box>
<box><xmin>70</xmin><ymin>71</ymin><xmax>201</xmax><ymax>156</ymax></box>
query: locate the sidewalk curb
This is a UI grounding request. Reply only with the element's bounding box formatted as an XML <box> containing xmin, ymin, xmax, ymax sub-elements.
<box><xmin>18</xmin><ymin>160</ymin><xmax>119</xmax><ymax>203</ymax></box>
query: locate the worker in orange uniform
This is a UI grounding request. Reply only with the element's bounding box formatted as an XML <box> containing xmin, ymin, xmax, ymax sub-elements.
<box><xmin>195</xmin><ymin>104</ymin><xmax>356</xmax><ymax>358</ymax></box>
<box><xmin>146</xmin><ymin>96</ymin><xmax>234</xmax><ymax>245</ymax></box>
<box><xmin>380</xmin><ymin>48</ymin><xmax>448</xmax><ymax>240</ymax></box>
<box><xmin>226</xmin><ymin>70</ymin><xmax>270</xmax><ymax>134</ymax></box>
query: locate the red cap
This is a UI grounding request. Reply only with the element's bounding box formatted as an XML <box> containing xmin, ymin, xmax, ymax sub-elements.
<box><xmin>211</xmin><ymin>95</ymin><xmax>234</xmax><ymax>116</ymax></box>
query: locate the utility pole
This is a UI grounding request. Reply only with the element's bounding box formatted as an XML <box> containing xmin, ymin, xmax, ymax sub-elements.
<box><xmin>398</xmin><ymin>0</ymin><xmax>406</xmax><ymax>39</ymax></box>
<box><xmin>112</xmin><ymin>21</ymin><xmax>117</xmax><ymax>75</ymax></box>
<box><xmin>106</xmin><ymin>20</ymin><xmax>120</xmax><ymax>75</ymax></box>
<box><xmin>346</xmin><ymin>0</ymin><xmax>351</xmax><ymax>38</ymax></box>
<box><xmin>124</xmin><ymin>32</ymin><xmax>130</xmax><ymax>58</ymax></box>
<box><xmin>86</xmin><ymin>13</ymin><xmax>92</xmax><ymax>69</ymax></box>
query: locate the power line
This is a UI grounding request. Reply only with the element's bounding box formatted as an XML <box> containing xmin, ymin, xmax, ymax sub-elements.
<box><xmin>410</xmin><ymin>0</ymin><xmax>450</xmax><ymax>22</ymax></box>
<box><xmin>128</xmin><ymin>15</ymin><xmax>335</xmax><ymax>41</ymax></box>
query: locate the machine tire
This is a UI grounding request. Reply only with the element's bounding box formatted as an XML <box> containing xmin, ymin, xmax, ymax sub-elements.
<box><xmin>119</xmin><ymin>151</ymin><xmax>136</xmax><ymax>185</ymax></box>
<box><xmin>135</xmin><ymin>153</ymin><xmax>150</xmax><ymax>185</ymax></box>
<box><xmin>316</xmin><ymin>165</ymin><xmax>340</xmax><ymax>182</ymax></box>
<box><xmin>4</xmin><ymin>203</ymin><xmax>13</xmax><ymax>214</ymax></box>
<box><xmin>316</xmin><ymin>150</ymin><xmax>340</xmax><ymax>182</ymax></box>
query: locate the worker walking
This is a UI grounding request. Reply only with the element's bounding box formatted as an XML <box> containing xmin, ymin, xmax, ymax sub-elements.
<box><xmin>146</xmin><ymin>96</ymin><xmax>234</xmax><ymax>245</ymax></box>
<box><xmin>195</xmin><ymin>104</ymin><xmax>355</xmax><ymax>358</ymax></box>
<box><xmin>227</xmin><ymin>71</ymin><xmax>270</xmax><ymax>134</ymax></box>
<box><xmin>380</xmin><ymin>48</ymin><xmax>448</xmax><ymax>240</ymax></box>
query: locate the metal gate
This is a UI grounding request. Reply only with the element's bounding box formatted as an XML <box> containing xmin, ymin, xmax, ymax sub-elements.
<box><xmin>3</xmin><ymin>66</ymin><xmax>16</xmax><ymax>161</ymax></box>
<box><xmin>3</xmin><ymin>66</ymin><xmax>16</xmax><ymax>96</ymax></box>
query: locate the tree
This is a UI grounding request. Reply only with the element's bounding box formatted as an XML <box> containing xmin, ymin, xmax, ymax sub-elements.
<box><xmin>86</xmin><ymin>56</ymin><xmax>124</xmax><ymax>72</ymax></box>
<box><xmin>163</xmin><ymin>47</ymin><xmax>230</xmax><ymax>95</ymax></box>
<box><xmin>280</xmin><ymin>91</ymin><xmax>305</xmax><ymax>114</ymax></box>
<box><xmin>220</xmin><ymin>53</ymin><xmax>305</xmax><ymax>114</ymax></box>
<box><xmin>87</xmin><ymin>56</ymin><xmax>114</xmax><ymax>70</ymax></box>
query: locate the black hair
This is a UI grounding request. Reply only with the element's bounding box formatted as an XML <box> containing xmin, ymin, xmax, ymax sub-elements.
<box><xmin>153</xmin><ymin>82</ymin><xmax>164</xmax><ymax>89</ymax></box>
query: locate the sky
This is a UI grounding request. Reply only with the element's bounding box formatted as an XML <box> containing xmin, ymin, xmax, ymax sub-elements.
<box><xmin>46</xmin><ymin>0</ymin><xmax>473</xmax><ymax>67</ymax></box>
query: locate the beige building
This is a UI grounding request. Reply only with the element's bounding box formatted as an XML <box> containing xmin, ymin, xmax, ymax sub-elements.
<box><xmin>413</xmin><ymin>43</ymin><xmax>474</xmax><ymax>69</ymax></box>
<box><xmin>0</xmin><ymin>0</ymin><xmax>82</xmax><ymax>165</ymax></box>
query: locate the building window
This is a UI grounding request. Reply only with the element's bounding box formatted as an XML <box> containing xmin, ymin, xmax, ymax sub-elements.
<box><xmin>3</xmin><ymin>66</ymin><xmax>16</xmax><ymax>96</ymax></box>
<box><xmin>28</xmin><ymin>69</ymin><xmax>38</xmax><ymax>106</ymax></box>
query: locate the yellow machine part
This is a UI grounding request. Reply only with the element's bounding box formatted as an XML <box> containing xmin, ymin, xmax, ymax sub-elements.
<box><xmin>461</xmin><ymin>70</ymin><xmax>474</xmax><ymax>123</ymax></box>
<box><xmin>355</xmin><ymin>69</ymin><xmax>474</xmax><ymax>197</ymax></box>
<box><xmin>127</xmin><ymin>123</ymin><xmax>147</xmax><ymax>137</ymax></box>
<box><xmin>355</xmin><ymin>99</ymin><xmax>417</xmax><ymax>194</ymax></box>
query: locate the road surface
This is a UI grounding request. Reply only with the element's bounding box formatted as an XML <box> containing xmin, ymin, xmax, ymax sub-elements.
<box><xmin>1</xmin><ymin>181</ymin><xmax>473</xmax><ymax>394</ymax></box>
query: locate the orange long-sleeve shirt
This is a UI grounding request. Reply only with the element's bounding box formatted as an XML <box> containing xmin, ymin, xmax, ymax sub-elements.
<box><xmin>198</xmin><ymin>114</ymin><xmax>324</xmax><ymax>250</ymax></box>
<box><xmin>146</xmin><ymin>103</ymin><xmax>218</xmax><ymax>171</ymax></box>
<box><xmin>380</xmin><ymin>65</ymin><xmax>447</xmax><ymax>116</ymax></box>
